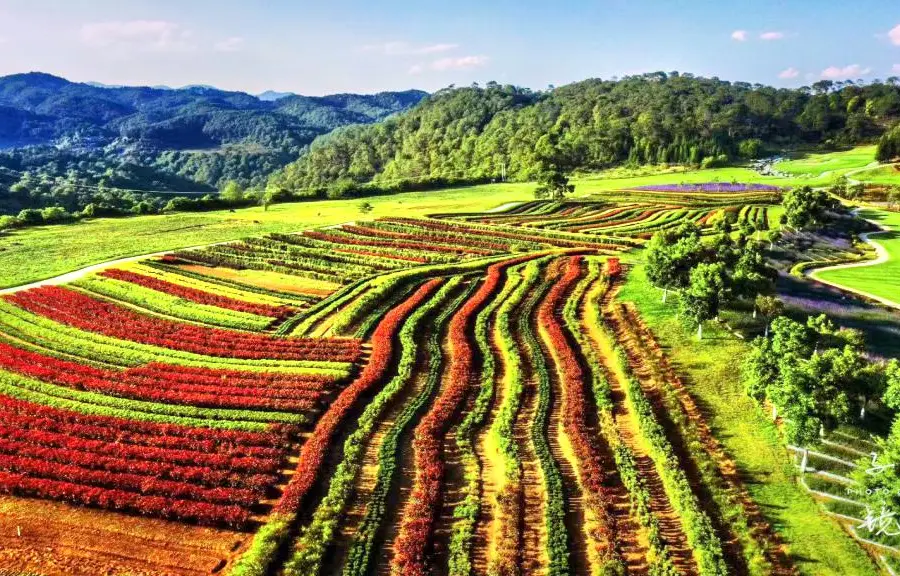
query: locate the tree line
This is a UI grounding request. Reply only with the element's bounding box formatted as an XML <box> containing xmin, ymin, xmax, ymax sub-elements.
<box><xmin>271</xmin><ymin>73</ymin><xmax>900</xmax><ymax>195</ymax></box>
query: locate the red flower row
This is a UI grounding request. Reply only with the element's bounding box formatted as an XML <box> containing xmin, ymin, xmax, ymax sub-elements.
<box><xmin>0</xmin><ymin>432</ymin><xmax>275</xmax><ymax>489</ymax></box>
<box><xmin>392</xmin><ymin>256</ymin><xmax>535</xmax><ymax>576</ymax></box>
<box><xmin>5</xmin><ymin>286</ymin><xmax>361</xmax><ymax>361</ymax></box>
<box><xmin>0</xmin><ymin>416</ymin><xmax>281</xmax><ymax>473</ymax></box>
<box><xmin>538</xmin><ymin>256</ymin><xmax>614</xmax><ymax>550</ymax></box>
<box><xmin>0</xmin><ymin>452</ymin><xmax>261</xmax><ymax>507</ymax></box>
<box><xmin>386</xmin><ymin>217</ymin><xmax>618</xmax><ymax>250</ymax></box>
<box><xmin>274</xmin><ymin>278</ymin><xmax>443</xmax><ymax>514</ymax></box>
<box><xmin>0</xmin><ymin>343</ymin><xmax>325</xmax><ymax>412</ymax></box>
<box><xmin>100</xmin><ymin>268</ymin><xmax>295</xmax><ymax>320</ymax></box>
<box><xmin>0</xmin><ymin>470</ymin><xmax>249</xmax><ymax>527</ymax></box>
<box><xmin>0</xmin><ymin>394</ymin><xmax>288</xmax><ymax>451</ymax></box>
<box><xmin>605</xmin><ymin>257</ymin><xmax>622</xmax><ymax>278</ymax></box>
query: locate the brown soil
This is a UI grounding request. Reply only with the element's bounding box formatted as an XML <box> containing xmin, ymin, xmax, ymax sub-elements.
<box><xmin>619</xmin><ymin>302</ymin><xmax>797</xmax><ymax>576</ymax></box>
<box><xmin>594</xmin><ymin>291</ymin><xmax>698</xmax><ymax>575</ymax></box>
<box><xmin>514</xmin><ymin>330</ymin><xmax>549</xmax><ymax>575</ymax></box>
<box><xmin>320</xmin><ymin>339</ymin><xmax>431</xmax><ymax>574</ymax></box>
<box><xmin>472</xmin><ymin>322</ymin><xmax>506</xmax><ymax>573</ymax></box>
<box><xmin>0</xmin><ymin>496</ymin><xmax>246</xmax><ymax>576</ymax></box>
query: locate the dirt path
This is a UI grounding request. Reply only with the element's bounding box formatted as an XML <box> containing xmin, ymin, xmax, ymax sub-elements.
<box><xmin>594</xmin><ymin>294</ymin><xmax>697</xmax><ymax>575</ymax></box>
<box><xmin>323</xmin><ymin>340</ymin><xmax>431</xmax><ymax>574</ymax></box>
<box><xmin>472</xmin><ymin>325</ymin><xmax>507</xmax><ymax>572</ymax></box>
<box><xmin>621</xmin><ymin>304</ymin><xmax>797</xmax><ymax>576</ymax></box>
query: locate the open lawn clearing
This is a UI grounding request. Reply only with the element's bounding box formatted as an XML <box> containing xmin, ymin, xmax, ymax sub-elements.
<box><xmin>814</xmin><ymin>208</ymin><xmax>900</xmax><ymax>309</ymax></box>
<box><xmin>774</xmin><ymin>147</ymin><xmax>878</xmax><ymax>178</ymax></box>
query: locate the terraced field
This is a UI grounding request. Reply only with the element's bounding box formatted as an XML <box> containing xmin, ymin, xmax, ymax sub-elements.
<box><xmin>0</xmin><ymin>188</ymin><xmax>892</xmax><ymax>575</ymax></box>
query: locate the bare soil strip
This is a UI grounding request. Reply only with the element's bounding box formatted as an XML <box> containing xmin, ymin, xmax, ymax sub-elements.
<box><xmin>595</xmin><ymin>291</ymin><xmax>698</xmax><ymax>575</ymax></box>
<box><xmin>472</xmin><ymin>316</ymin><xmax>507</xmax><ymax>572</ymax></box>
<box><xmin>323</xmin><ymin>340</ymin><xmax>433</xmax><ymax>574</ymax></box>
<box><xmin>620</xmin><ymin>303</ymin><xmax>797</xmax><ymax>576</ymax></box>
<box><xmin>0</xmin><ymin>495</ymin><xmax>244</xmax><ymax>576</ymax></box>
<box><xmin>514</xmin><ymin>327</ymin><xmax>550</xmax><ymax>575</ymax></box>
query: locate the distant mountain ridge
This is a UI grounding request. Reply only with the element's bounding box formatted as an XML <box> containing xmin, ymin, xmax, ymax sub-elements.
<box><xmin>0</xmin><ymin>72</ymin><xmax>427</xmax><ymax>151</ymax></box>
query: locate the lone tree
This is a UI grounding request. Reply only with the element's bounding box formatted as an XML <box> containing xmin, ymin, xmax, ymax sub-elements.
<box><xmin>645</xmin><ymin>222</ymin><xmax>703</xmax><ymax>302</ymax></box>
<box><xmin>359</xmin><ymin>201</ymin><xmax>374</xmax><ymax>215</ymax></box>
<box><xmin>534</xmin><ymin>166</ymin><xmax>575</xmax><ymax>200</ymax></box>
<box><xmin>754</xmin><ymin>294</ymin><xmax>784</xmax><ymax>337</ymax></box>
<box><xmin>782</xmin><ymin>185</ymin><xmax>837</xmax><ymax>230</ymax></box>
<box><xmin>679</xmin><ymin>261</ymin><xmax>728</xmax><ymax>340</ymax></box>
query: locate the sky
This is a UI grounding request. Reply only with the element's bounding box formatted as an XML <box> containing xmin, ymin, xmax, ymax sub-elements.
<box><xmin>0</xmin><ymin>0</ymin><xmax>899</xmax><ymax>96</ymax></box>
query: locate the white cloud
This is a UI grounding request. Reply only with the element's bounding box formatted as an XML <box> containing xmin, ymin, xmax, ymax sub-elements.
<box><xmin>778</xmin><ymin>67</ymin><xmax>800</xmax><ymax>79</ymax></box>
<box><xmin>893</xmin><ymin>64</ymin><xmax>900</xmax><ymax>74</ymax></box>
<box><xmin>80</xmin><ymin>20</ymin><xmax>194</xmax><ymax>52</ymax></box>
<box><xmin>363</xmin><ymin>41</ymin><xmax>459</xmax><ymax>56</ymax></box>
<box><xmin>408</xmin><ymin>64</ymin><xmax>424</xmax><ymax>75</ymax></box>
<box><xmin>821</xmin><ymin>64</ymin><xmax>872</xmax><ymax>79</ymax></box>
<box><xmin>889</xmin><ymin>24</ymin><xmax>900</xmax><ymax>46</ymax></box>
<box><xmin>731</xmin><ymin>30</ymin><xmax>748</xmax><ymax>42</ymax></box>
<box><xmin>760</xmin><ymin>31</ymin><xmax>785</xmax><ymax>40</ymax></box>
<box><xmin>214</xmin><ymin>36</ymin><xmax>244</xmax><ymax>52</ymax></box>
<box><xmin>430</xmin><ymin>55</ymin><xmax>489</xmax><ymax>71</ymax></box>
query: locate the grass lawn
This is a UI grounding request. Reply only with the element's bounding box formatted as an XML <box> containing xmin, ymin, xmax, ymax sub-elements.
<box><xmin>616</xmin><ymin>264</ymin><xmax>880</xmax><ymax>576</ymax></box>
<box><xmin>0</xmin><ymin>183</ymin><xmax>533</xmax><ymax>289</ymax></box>
<box><xmin>814</xmin><ymin>208</ymin><xmax>900</xmax><ymax>306</ymax></box>
<box><xmin>848</xmin><ymin>164</ymin><xmax>900</xmax><ymax>186</ymax></box>
<box><xmin>775</xmin><ymin>146</ymin><xmax>878</xmax><ymax>178</ymax></box>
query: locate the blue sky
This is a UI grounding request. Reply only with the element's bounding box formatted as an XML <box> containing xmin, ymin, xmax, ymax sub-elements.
<box><xmin>0</xmin><ymin>0</ymin><xmax>899</xmax><ymax>95</ymax></box>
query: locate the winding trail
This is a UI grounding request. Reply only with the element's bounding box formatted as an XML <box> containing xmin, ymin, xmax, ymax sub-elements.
<box><xmin>806</xmin><ymin>211</ymin><xmax>900</xmax><ymax>310</ymax></box>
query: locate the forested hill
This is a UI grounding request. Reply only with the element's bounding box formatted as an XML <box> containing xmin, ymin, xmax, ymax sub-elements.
<box><xmin>0</xmin><ymin>72</ymin><xmax>426</xmax><ymax>150</ymax></box>
<box><xmin>271</xmin><ymin>73</ymin><xmax>900</xmax><ymax>192</ymax></box>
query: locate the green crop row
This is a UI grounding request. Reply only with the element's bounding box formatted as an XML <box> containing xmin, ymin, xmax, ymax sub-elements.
<box><xmin>346</xmin><ymin>280</ymin><xmax>474</xmax><ymax>576</ymax></box>
<box><xmin>134</xmin><ymin>262</ymin><xmax>308</xmax><ymax>308</ymax></box>
<box><xmin>0</xmin><ymin>370</ymin><xmax>275</xmax><ymax>432</ymax></box>
<box><xmin>73</xmin><ymin>275</ymin><xmax>273</xmax><ymax>331</ymax></box>
<box><xmin>0</xmin><ymin>301</ymin><xmax>348</xmax><ymax>376</ymax></box>
<box><xmin>520</xmin><ymin>270</ymin><xmax>571</xmax><ymax>576</ymax></box>
<box><xmin>609</xmin><ymin>341</ymin><xmax>728</xmax><ymax>576</ymax></box>
<box><xmin>577</xmin><ymin>259</ymin><xmax>678</xmax><ymax>575</ymax></box>
<box><xmin>446</xmin><ymin>260</ymin><xmax>534</xmax><ymax>576</ymax></box>
<box><xmin>280</xmin><ymin>278</ymin><xmax>458</xmax><ymax>575</ymax></box>
<box><xmin>328</xmin><ymin>254</ymin><xmax>518</xmax><ymax>337</ymax></box>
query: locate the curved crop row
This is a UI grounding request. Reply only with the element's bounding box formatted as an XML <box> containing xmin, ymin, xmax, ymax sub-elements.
<box><xmin>605</xmin><ymin>331</ymin><xmax>728</xmax><ymax>576</ymax></box>
<box><xmin>5</xmin><ymin>286</ymin><xmax>360</xmax><ymax>362</ymax></box>
<box><xmin>391</xmin><ymin>255</ymin><xmax>536</xmax><ymax>576</ymax></box>
<box><xmin>537</xmin><ymin>256</ymin><xmax>620</xmax><ymax>573</ymax></box>
<box><xmin>487</xmin><ymin>259</ymin><xmax>543</xmax><ymax>574</ymax></box>
<box><xmin>282</xmin><ymin>278</ymin><xmax>458</xmax><ymax>575</ymax></box>
<box><xmin>447</xmin><ymin>263</ymin><xmax>527</xmax><ymax>576</ymax></box>
<box><xmin>573</xmin><ymin>258</ymin><xmax>678</xmax><ymax>574</ymax></box>
<box><xmin>99</xmin><ymin>268</ymin><xmax>294</xmax><ymax>319</ymax></box>
<box><xmin>345</xmin><ymin>280</ymin><xmax>474</xmax><ymax>576</ymax></box>
<box><xmin>230</xmin><ymin>278</ymin><xmax>442</xmax><ymax>576</ymax></box>
<box><xmin>0</xmin><ymin>343</ymin><xmax>327</xmax><ymax>414</ymax></box>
